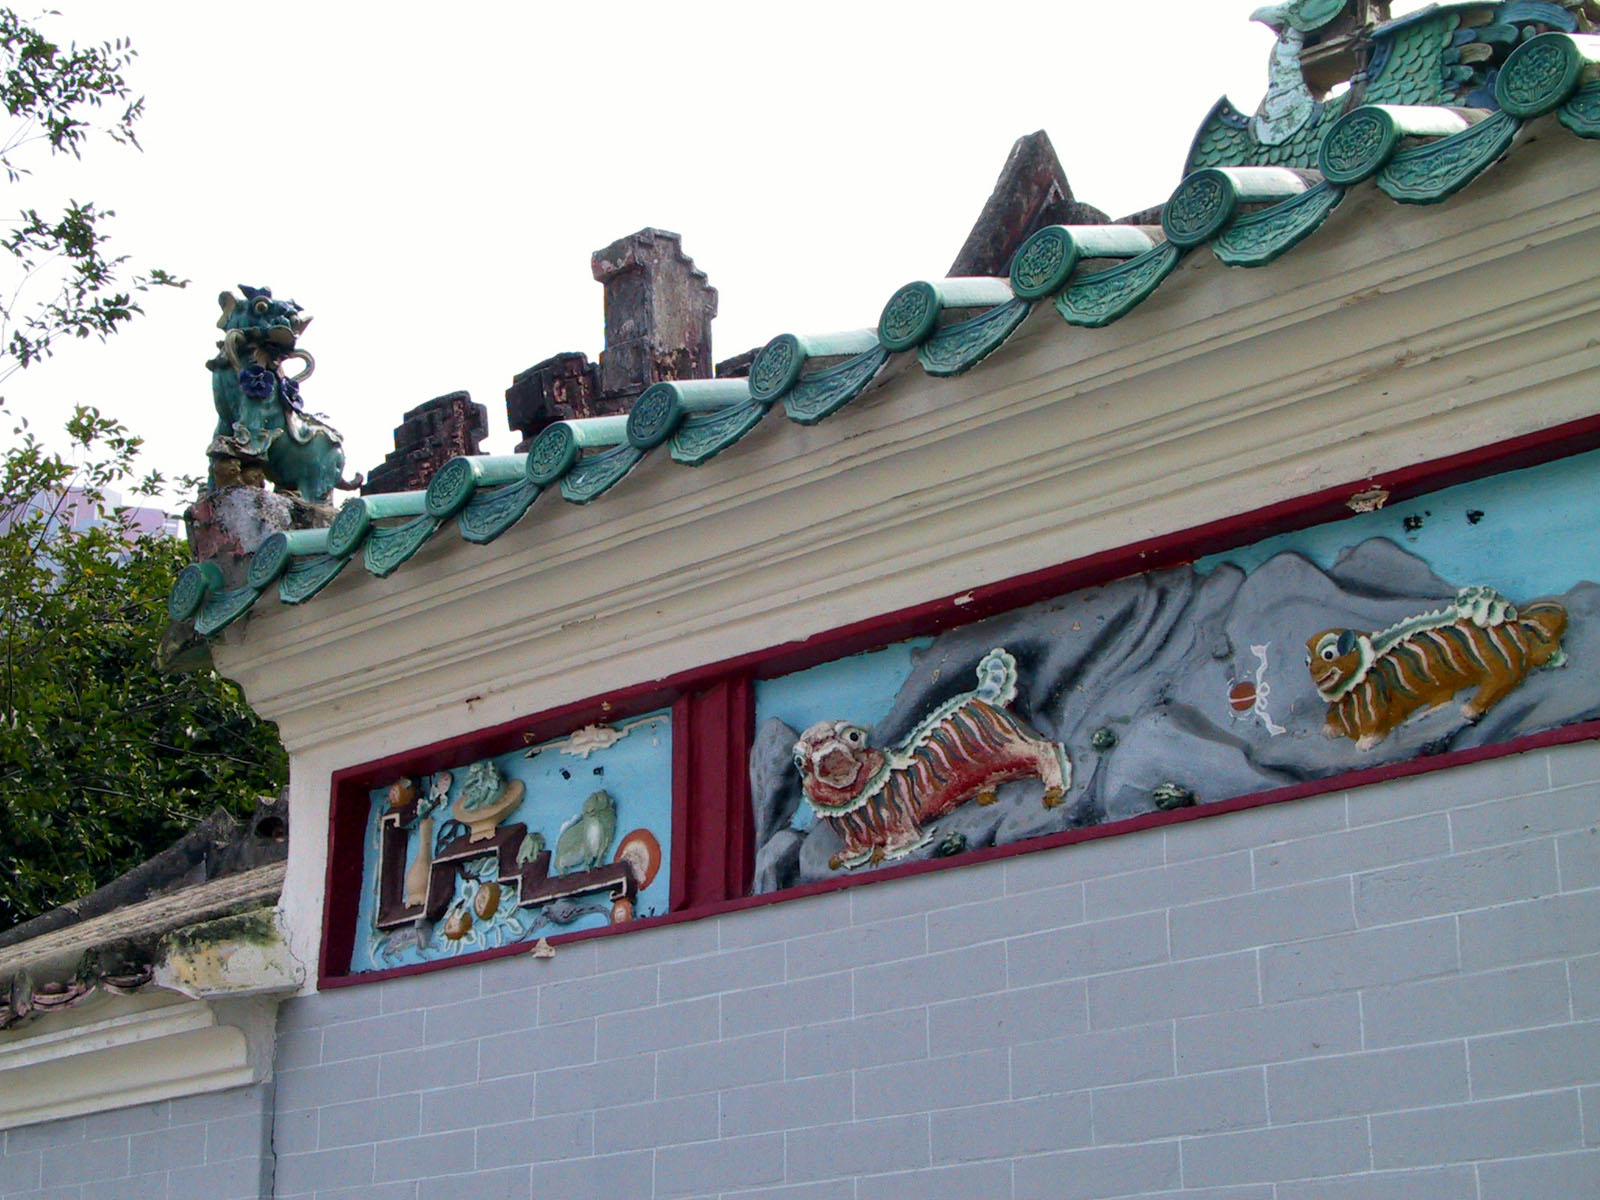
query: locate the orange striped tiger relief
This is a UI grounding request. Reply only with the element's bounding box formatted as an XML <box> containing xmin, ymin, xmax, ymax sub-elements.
<box><xmin>1306</xmin><ymin>585</ymin><xmax>1569</xmax><ymax>750</ymax></box>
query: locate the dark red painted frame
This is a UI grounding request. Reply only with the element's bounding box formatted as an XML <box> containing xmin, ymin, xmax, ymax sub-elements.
<box><xmin>320</xmin><ymin>411</ymin><xmax>1600</xmax><ymax>988</ymax></box>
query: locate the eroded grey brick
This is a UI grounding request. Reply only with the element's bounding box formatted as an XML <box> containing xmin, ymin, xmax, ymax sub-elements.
<box><xmin>1007</xmin><ymin>910</ymin><xmax>1169</xmax><ymax>988</ymax></box>
<box><xmin>1088</xmin><ymin>952</ymin><xmax>1259</xmax><ymax>1029</ymax></box>
<box><xmin>1260</xmin><ymin>917</ymin><xmax>1458</xmax><ymax>1002</ymax></box>
<box><xmin>1180</xmin><ymin>1117</ymin><xmax>1368</xmax><ymax>1186</ymax></box>
<box><xmin>854</xmin><ymin>1049</ymin><xmax>1009</xmax><ymax>1119</ymax></box>
<box><xmin>1011</xmin><ymin>1021</ymin><xmax>1174</xmax><ymax>1097</ymax></box>
<box><xmin>657</xmin><ymin>1031</ymin><xmax>784</xmax><ymax>1098</ymax></box>
<box><xmin>595</xmin><ymin>995</ymin><xmax>718</xmax><ymax>1060</ymax></box>
<box><xmin>786</xmin><ymin>1009</ymin><xmax>926</xmax><ymax>1078</ymax></box>
<box><xmin>1362</xmin><ymin>963</ymin><xmax>1569</xmax><ymax>1048</ymax></box>
<box><xmin>721</xmin><ymin>971</ymin><xmax>852</xmax><ymax>1040</ymax></box>
<box><xmin>1469</xmin><ymin>1020</ymin><xmax>1600</xmax><ymax>1098</ymax></box>
<box><xmin>1275</xmin><ymin>1165</ymin><xmax>1476</xmax><ymax>1200</ymax></box>
<box><xmin>1370</xmin><ymin>1091</ymin><xmax>1582</xmax><ymax>1167</ymax></box>
<box><xmin>1092</xmin><ymin>1068</ymin><xmax>1267</xmax><ymax>1142</ymax></box>
<box><xmin>930</xmin><ymin>1093</ymin><xmax>1093</xmax><ymax>1165</ymax></box>
<box><xmin>537</xmin><ymin>1056</ymin><xmax>654</xmax><ymax>1115</ymax></box>
<box><xmin>593</xmin><ymin>1093</ymin><xmax>719</xmax><ymax>1154</ymax></box>
<box><xmin>787</xmin><ymin>914</ymin><xmax>928</xmax><ymax>980</ymax></box>
<box><xmin>856</xmin><ymin>1159</ymin><xmax>1014</xmax><ymax>1200</ymax></box>
<box><xmin>1253</xmin><ymin>814</ymin><xmax>1450</xmax><ymax>889</ymax></box>
<box><xmin>926</xmin><ymin>882</ymin><xmax>1085</xmax><ymax>952</ymax></box>
<box><xmin>1458</xmin><ymin>889</ymin><xmax>1600</xmax><ymax>971</ymax></box>
<box><xmin>659</xmin><ymin>943</ymin><xmax>785</xmax><ymax>1003</ymax></box>
<box><xmin>720</xmin><ymin>1074</ymin><xmax>852</xmax><ymax>1138</ymax></box>
<box><xmin>1479</xmin><ymin>1150</ymin><xmax>1600</xmax><ymax>1200</ymax></box>
<box><xmin>927</xmin><ymin>979</ymin><xmax>1089</xmax><ymax>1056</ymax></box>
<box><xmin>654</xmin><ymin>1132</ymin><xmax>786</xmax><ymax>1198</ymax></box>
<box><xmin>1013</xmin><ymin>1141</ymin><xmax>1180</xmax><ymax>1200</ymax></box>
<box><xmin>1176</xmin><ymin>993</ymin><xmax>1361</xmax><ymax>1073</ymax></box>
<box><xmin>1170</xmin><ymin>878</ymin><xmax>1355</xmax><ymax>960</ymax></box>
<box><xmin>1267</xmin><ymin>1042</ymin><xmax>1469</xmax><ymax>1123</ymax></box>
<box><xmin>854</xmin><ymin>940</ymin><xmax>1007</xmax><ymax>1015</ymax></box>
<box><xmin>787</xmin><ymin>1114</ymin><xmax>931</xmax><ymax>1182</ymax></box>
<box><xmin>474</xmin><ymin>1113</ymin><xmax>591</xmax><ymax>1170</ymax></box>
<box><xmin>373</xmin><ymin>1127</ymin><xmax>479</xmax><ymax>1181</ymax></box>
<box><xmin>1081</xmin><ymin>852</ymin><xmax>1253</xmax><ymax>922</ymax></box>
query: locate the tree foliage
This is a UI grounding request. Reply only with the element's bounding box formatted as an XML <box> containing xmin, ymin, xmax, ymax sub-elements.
<box><xmin>0</xmin><ymin>414</ymin><xmax>288</xmax><ymax>929</ymax></box>
<box><xmin>0</xmin><ymin>13</ymin><xmax>286</xmax><ymax>931</ymax></box>
<box><xmin>0</xmin><ymin>8</ymin><xmax>183</xmax><ymax>381</ymax></box>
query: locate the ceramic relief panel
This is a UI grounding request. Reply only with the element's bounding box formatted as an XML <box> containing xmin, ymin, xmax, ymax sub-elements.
<box><xmin>751</xmin><ymin>450</ymin><xmax>1600</xmax><ymax>892</ymax></box>
<box><xmin>351</xmin><ymin>710</ymin><xmax>672</xmax><ymax>972</ymax></box>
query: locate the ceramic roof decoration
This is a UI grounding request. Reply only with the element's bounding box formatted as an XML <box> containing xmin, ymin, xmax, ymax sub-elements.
<box><xmin>168</xmin><ymin>13</ymin><xmax>1600</xmax><ymax>637</ymax></box>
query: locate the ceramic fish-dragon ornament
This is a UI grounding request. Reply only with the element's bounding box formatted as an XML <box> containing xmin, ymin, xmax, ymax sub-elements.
<box><xmin>1306</xmin><ymin>584</ymin><xmax>1568</xmax><ymax>749</ymax></box>
<box><xmin>206</xmin><ymin>285</ymin><xmax>359</xmax><ymax>506</ymax></box>
<box><xmin>1185</xmin><ymin>0</ymin><xmax>1596</xmax><ymax>174</ymax></box>
<box><xmin>794</xmin><ymin>648</ymin><xmax>1070</xmax><ymax>870</ymax></box>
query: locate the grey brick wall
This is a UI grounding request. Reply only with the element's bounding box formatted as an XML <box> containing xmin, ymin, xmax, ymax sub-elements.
<box><xmin>266</xmin><ymin>741</ymin><xmax>1600</xmax><ymax>1198</ymax></box>
<box><xmin>0</xmin><ymin>1083</ymin><xmax>273</xmax><ymax>1200</ymax></box>
<box><xmin>268</xmin><ymin>748</ymin><xmax>1600</xmax><ymax>1196</ymax></box>
<box><xmin>8</xmin><ymin>741</ymin><xmax>1596</xmax><ymax>1199</ymax></box>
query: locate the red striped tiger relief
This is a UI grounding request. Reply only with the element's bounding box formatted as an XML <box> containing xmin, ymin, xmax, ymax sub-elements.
<box><xmin>1306</xmin><ymin>585</ymin><xmax>1568</xmax><ymax>750</ymax></box>
<box><xmin>794</xmin><ymin>648</ymin><xmax>1070</xmax><ymax>870</ymax></box>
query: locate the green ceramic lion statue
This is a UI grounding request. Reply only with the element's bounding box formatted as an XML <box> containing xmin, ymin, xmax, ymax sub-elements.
<box><xmin>206</xmin><ymin>285</ymin><xmax>356</xmax><ymax>506</ymax></box>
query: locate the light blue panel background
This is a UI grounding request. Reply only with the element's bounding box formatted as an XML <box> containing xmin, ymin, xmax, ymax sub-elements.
<box><xmin>1196</xmin><ymin>449</ymin><xmax>1600</xmax><ymax>597</ymax></box>
<box><xmin>755</xmin><ymin>639</ymin><xmax>932</xmax><ymax>831</ymax></box>
<box><xmin>351</xmin><ymin>709</ymin><xmax>672</xmax><ymax>974</ymax></box>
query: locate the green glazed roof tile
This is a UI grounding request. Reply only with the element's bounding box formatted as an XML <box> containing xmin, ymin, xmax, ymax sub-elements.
<box><xmin>173</xmin><ymin>21</ymin><xmax>1600</xmax><ymax>632</ymax></box>
<box><xmin>918</xmin><ymin>298</ymin><xmax>1032</xmax><ymax>378</ymax></box>
<box><xmin>457</xmin><ymin>478</ymin><xmax>543</xmax><ymax>545</ymax></box>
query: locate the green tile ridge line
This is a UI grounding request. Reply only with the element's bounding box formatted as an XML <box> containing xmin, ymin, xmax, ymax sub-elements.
<box><xmin>671</xmin><ymin>399</ymin><xmax>773</xmax><ymax>466</ymax></box>
<box><xmin>327</xmin><ymin>490</ymin><xmax>429</xmax><ymax>558</ymax></box>
<box><xmin>1054</xmin><ymin>241</ymin><xmax>1184</xmax><ymax>328</ymax></box>
<box><xmin>457</xmin><ymin>477</ymin><xmax>543</xmax><ymax>544</ymax></box>
<box><xmin>364</xmin><ymin>515</ymin><xmax>443</xmax><ymax>578</ymax></box>
<box><xmin>919</xmin><ymin>298</ymin><xmax>1033</xmax><ymax>378</ymax></box>
<box><xmin>168</xmin><ymin>560</ymin><xmax>225</xmax><ymax>621</ymax></box>
<box><xmin>194</xmin><ymin>583</ymin><xmax>261</xmax><ymax>636</ymax></box>
<box><xmin>1213</xmin><ymin>182</ymin><xmax>1345</xmax><ymax>268</ymax></box>
<box><xmin>627</xmin><ymin>379</ymin><xmax>752</xmax><ymax>451</ymax></box>
<box><xmin>1317</xmin><ymin>105</ymin><xmax>1477</xmax><ymax>187</ymax></box>
<box><xmin>1008</xmin><ymin>225</ymin><xmax>1159</xmax><ymax>300</ymax></box>
<box><xmin>528</xmin><ymin>416</ymin><xmax>631</xmax><ymax>487</ymax></box>
<box><xmin>1375</xmin><ymin>110</ymin><xmax>1519</xmax><ymax>204</ymax></box>
<box><xmin>879</xmin><ymin>278</ymin><xmax>1015</xmax><ymax>352</ymax></box>
<box><xmin>247</xmin><ymin>528</ymin><xmax>331</xmax><ymax>592</ymax></box>
<box><xmin>278</xmin><ymin>553</ymin><xmax>350</xmax><ymax>605</ymax></box>
<box><xmin>782</xmin><ymin>345</ymin><xmax>891</xmax><ymax>426</ymax></box>
<box><xmin>177</xmin><ymin>79</ymin><xmax>1600</xmax><ymax>631</ymax></box>
<box><xmin>1161</xmin><ymin>166</ymin><xmax>1312</xmax><ymax>249</ymax></box>
<box><xmin>560</xmin><ymin>444</ymin><xmax>645</xmax><ymax>504</ymax></box>
<box><xmin>1561</xmin><ymin>82</ymin><xmax>1600</xmax><ymax>137</ymax></box>
<box><xmin>749</xmin><ymin>330</ymin><xmax>880</xmax><ymax>403</ymax></box>
<box><xmin>425</xmin><ymin>454</ymin><xmax>527</xmax><ymax>519</ymax></box>
<box><xmin>1495</xmin><ymin>32</ymin><xmax>1600</xmax><ymax>120</ymax></box>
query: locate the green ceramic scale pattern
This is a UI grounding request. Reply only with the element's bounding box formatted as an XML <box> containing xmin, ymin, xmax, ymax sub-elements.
<box><xmin>783</xmin><ymin>347</ymin><xmax>890</xmax><ymax>426</ymax></box>
<box><xmin>670</xmin><ymin>401</ymin><xmax>774</xmax><ymax>465</ymax></box>
<box><xmin>560</xmin><ymin>445</ymin><xmax>645</xmax><ymax>505</ymax></box>
<box><xmin>1562</xmin><ymin>83</ymin><xmax>1600</xmax><ymax>137</ymax></box>
<box><xmin>1055</xmin><ymin>243</ymin><xmax>1183</xmax><ymax>329</ymax></box>
<box><xmin>363</xmin><ymin>515</ymin><xmax>442</xmax><ymax>579</ymax></box>
<box><xmin>1376</xmin><ymin>111</ymin><xmax>1519</xmax><ymax>205</ymax></box>
<box><xmin>457</xmin><ymin>479</ymin><xmax>543</xmax><ymax>545</ymax></box>
<box><xmin>170</xmin><ymin>21</ymin><xmax>1600</xmax><ymax>635</ymax></box>
<box><xmin>1213</xmin><ymin>182</ymin><xmax>1345</xmax><ymax>267</ymax></box>
<box><xmin>918</xmin><ymin>300</ymin><xmax>1032</xmax><ymax>378</ymax></box>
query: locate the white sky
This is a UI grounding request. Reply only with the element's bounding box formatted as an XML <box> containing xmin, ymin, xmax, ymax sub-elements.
<box><xmin>0</xmin><ymin>2</ymin><xmax>1426</xmax><ymax>502</ymax></box>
